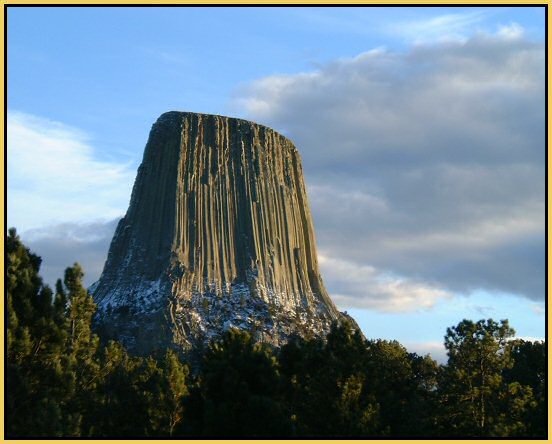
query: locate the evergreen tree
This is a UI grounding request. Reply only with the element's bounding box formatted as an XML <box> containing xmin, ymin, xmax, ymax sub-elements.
<box><xmin>55</xmin><ymin>263</ymin><xmax>102</xmax><ymax>435</ymax></box>
<box><xmin>88</xmin><ymin>341</ymin><xmax>157</xmax><ymax>437</ymax></box>
<box><xmin>196</xmin><ymin>329</ymin><xmax>291</xmax><ymax>437</ymax></box>
<box><xmin>364</xmin><ymin>339</ymin><xmax>439</xmax><ymax>436</ymax></box>
<box><xmin>5</xmin><ymin>230</ymin><xmax>546</xmax><ymax>438</ymax></box>
<box><xmin>503</xmin><ymin>339</ymin><xmax>546</xmax><ymax>436</ymax></box>
<box><xmin>6</xmin><ymin>228</ymin><xmax>75</xmax><ymax>436</ymax></box>
<box><xmin>437</xmin><ymin>319</ymin><xmax>536</xmax><ymax>437</ymax></box>
<box><xmin>159</xmin><ymin>349</ymin><xmax>189</xmax><ymax>436</ymax></box>
<box><xmin>279</xmin><ymin>321</ymin><xmax>380</xmax><ymax>436</ymax></box>
<box><xmin>54</xmin><ymin>278</ymin><xmax>68</xmax><ymax>326</ymax></box>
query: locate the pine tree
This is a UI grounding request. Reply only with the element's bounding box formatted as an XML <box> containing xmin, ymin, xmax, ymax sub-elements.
<box><xmin>363</xmin><ymin>339</ymin><xmax>439</xmax><ymax>436</ymax></box>
<box><xmin>6</xmin><ymin>228</ymin><xmax>74</xmax><ymax>436</ymax></box>
<box><xmin>161</xmin><ymin>349</ymin><xmax>189</xmax><ymax>436</ymax></box>
<box><xmin>502</xmin><ymin>339</ymin><xmax>546</xmax><ymax>436</ymax></box>
<box><xmin>197</xmin><ymin>329</ymin><xmax>291</xmax><ymax>437</ymax></box>
<box><xmin>438</xmin><ymin>319</ymin><xmax>537</xmax><ymax>437</ymax></box>
<box><xmin>279</xmin><ymin>321</ymin><xmax>380</xmax><ymax>437</ymax></box>
<box><xmin>60</xmin><ymin>264</ymin><xmax>102</xmax><ymax>435</ymax></box>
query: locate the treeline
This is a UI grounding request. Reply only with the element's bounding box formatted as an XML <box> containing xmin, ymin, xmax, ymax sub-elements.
<box><xmin>6</xmin><ymin>228</ymin><xmax>546</xmax><ymax>438</ymax></box>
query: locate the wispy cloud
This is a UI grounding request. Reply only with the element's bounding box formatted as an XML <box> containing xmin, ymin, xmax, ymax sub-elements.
<box><xmin>139</xmin><ymin>46</ymin><xmax>190</xmax><ymax>66</ymax></box>
<box><xmin>388</xmin><ymin>10</ymin><xmax>487</xmax><ymax>43</ymax></box>
<box><xmin>530</xmin><ymin>304</ymin><xmax>545</xmax><ymax>316</ymax></box>
<box><xmin>7</xmin><ymin>111</ymin><xmax>136</xmax><ymax>232</ymax></box>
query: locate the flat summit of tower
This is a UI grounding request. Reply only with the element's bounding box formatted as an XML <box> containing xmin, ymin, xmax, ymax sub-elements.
<box><xmin>92</xmin><ymin>111</ymin><xmax>354</xmax><ymax>356</ymax></box>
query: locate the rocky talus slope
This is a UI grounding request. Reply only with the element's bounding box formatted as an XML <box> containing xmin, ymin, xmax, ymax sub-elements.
<box><xmin>91</xmin><ymin>111</ymin><xmax>352</xmax><ymax>355</ymax></box>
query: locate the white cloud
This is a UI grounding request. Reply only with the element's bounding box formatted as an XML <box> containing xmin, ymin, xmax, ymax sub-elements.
<box><xmin>403</xmin><ymin>340</ymin><xmax>448</xmax><ymax>364</ymax></box>
<box><xmin>7</xmin><ymin>111</ymin><xmax>136</xmax><ymax>232</ymax></box>
<box><xmin>238</xmin><ymin>28</ymin><xmax>544</xmax><ymax>303</ymax></box>
<box><xmin>513</xmin><ymin>336</ymin><xmax>545</xmax><ymax>343</ymax></box>
<box><xmin>529</xmin><ymin>304</ymin><xmax>545</xmax><ymax>316</ymax></box>
<box><xmin>318</xmin><ymin>254</ymin><xmax>452</xmax><ymax>313</ymax></box>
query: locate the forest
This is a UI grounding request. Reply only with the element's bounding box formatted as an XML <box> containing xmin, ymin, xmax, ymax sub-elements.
<box><xmin>6</xmin><ymin>228</ymin><xmax>547</xmax><ymax>438</ymax></box>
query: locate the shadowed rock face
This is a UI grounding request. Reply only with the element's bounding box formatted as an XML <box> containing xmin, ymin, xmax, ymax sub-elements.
<box><xmin>92</xmin><ymin>111</ymin><xmax>346</xmax><ymax>355</ymax></box>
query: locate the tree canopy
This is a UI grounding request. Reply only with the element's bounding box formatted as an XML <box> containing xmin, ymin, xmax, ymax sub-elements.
<box><xmin>5</xmin><ymin>229</ymin><xmax>546</xmax><ymax>438</ymax></box>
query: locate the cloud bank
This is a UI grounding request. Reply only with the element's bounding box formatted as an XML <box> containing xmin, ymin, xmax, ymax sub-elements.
<box><xmin>21</xmin><ymin>220</ymin><xmax>119</xmax><ymax>289</ymax></box>
<box><xmin>319</xmin><ymin>255</ymin><xmax>452</xmax><ymax>313</ymax></box>
<box><xmin>8</xmin><ymin>25</ymin><xmax>544</xmax><ymax>314</ymax></box>
<box><xmin>237</xmin><ymin>27</ymin><xmax>544</xmax><ymax>308</ymax></box>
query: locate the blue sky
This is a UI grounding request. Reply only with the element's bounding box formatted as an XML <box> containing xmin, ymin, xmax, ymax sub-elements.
<box><xmin>7</xmin><ymin>6</ymin><xmax>546</xmax><ymax>362</ymax></box>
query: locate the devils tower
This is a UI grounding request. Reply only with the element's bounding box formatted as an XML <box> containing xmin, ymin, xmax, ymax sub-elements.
<box><xmin>92</xmin><ymin>111</ymin><xmax>350</xmax><ymax>355</ymax></box>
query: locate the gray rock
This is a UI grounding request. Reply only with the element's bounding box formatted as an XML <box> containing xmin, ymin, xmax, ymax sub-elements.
<box><xmin>92</xmin><ymin>111</ymin><xmax>354</xmax><ymax>356</ymax></box>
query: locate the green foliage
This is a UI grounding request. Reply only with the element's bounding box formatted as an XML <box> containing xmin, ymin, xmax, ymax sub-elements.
<box><xmin>437</xmin><ymin>319</ymin><xmax>540</xmax><ymax>437</ymax></box>
<box><xmin>194</xmin><ymin>329</ymin><xmax>291</xmax><ymax>437</ymax></box>
<box><xmin>363</xmin><ymin>339</ymin><xmax>440</xmax><ymax>436</ymax></box>
<box><xmin>161</xmin><ymin>350</ymin><xmax>190</xmax><ymax>436</ymax></box>
<box><xmin>278</xmin><ymin>321</ymin><xmax>381</xmax><ymax>436</ymax></box>
<box><xmin>5</xmin><ymin>230</ymin><xmax>546</xmax><ymax>438</ymax></box>
<box><xmin>503</xmin><ymin>340</ymin><xmax>547</xmax><ymax>436</ymax></box>
<box><xmin>5</xmin><ymin>230</ymin><xmax>191</xmax><ymax>438</ymax></box>
<box><xmin>6</xmin><ymin>228</ymin><xmax>76</xmax><ymax>436</ymax></box>
<box><xmin>104</xmin><ymin>354</ymin><xmax>166</xmax><ymax>435</ymax></box>
<box><xmin>277</xmin><ymin>322</ymin><xmax>442</xmax><ymax>437</ymax></box>
<box><xmin>88</xmin><ymin>342</ymin><xmax>161</xmax><ymax>436</ymax></box>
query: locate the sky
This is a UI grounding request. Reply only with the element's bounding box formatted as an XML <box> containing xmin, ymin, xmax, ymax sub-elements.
<box><xmin>7</xmin><ymin>6</ymin><xmax>546</xmax><ymax>363</ymax></box>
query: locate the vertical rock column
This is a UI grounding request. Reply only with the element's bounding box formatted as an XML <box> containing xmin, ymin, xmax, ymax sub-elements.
<box><xmin>92</xmin><ymin>111</ymin><xmax>342</xmax><ymax>355</ymax></box>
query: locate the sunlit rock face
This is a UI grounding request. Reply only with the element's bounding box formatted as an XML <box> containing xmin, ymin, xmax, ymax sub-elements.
<box><xmin>91</xmin><ymin>111</ymin><xmax>349</xmax><ymax>356</ymax></box>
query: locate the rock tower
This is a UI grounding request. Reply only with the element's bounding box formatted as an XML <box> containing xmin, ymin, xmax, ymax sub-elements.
<box><xmin>91</xmin><ymin>111</ymin><xmax>348</xmax><ymax>355</ymax></box>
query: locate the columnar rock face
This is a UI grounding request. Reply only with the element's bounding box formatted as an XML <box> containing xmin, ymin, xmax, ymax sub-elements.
<box><xmin>92</xmin><ymin>111</ymin><xmax>346</xmax><ymax>355</ymax></box>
